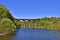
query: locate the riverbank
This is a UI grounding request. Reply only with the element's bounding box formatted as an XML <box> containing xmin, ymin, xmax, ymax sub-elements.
<box><xmin>0</xmin><ymin>33</ymin><xmax>7</xmax><ymax>36</ymax></box>
<box><xmin>0</xmin><ymin>32</ymin><xmax>15</xmax><ymax>36</ymax></box>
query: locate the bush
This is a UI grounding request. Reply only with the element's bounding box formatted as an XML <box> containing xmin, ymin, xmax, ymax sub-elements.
<box><xmin>0</xmin><ymin>18</ymin><xmax>16</xmax><ymax>34</ymax></box>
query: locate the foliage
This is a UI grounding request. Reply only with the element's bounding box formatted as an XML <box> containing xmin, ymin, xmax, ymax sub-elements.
<box><xmin>0</xmin><ymin>18</ymin><xmax>16</xmax><ymax>33</ymax></box>
<box><xmin>0</xmin><ymin>4</ymin><xmax>21</xmax><ymax>34</ymax></box>
<box><xmin>0</xmin><ymin>5</ymin><xmax>14</xmax><ymax>21</ymax></box>
<box><xmin>19</xmin><ymin>17</ymin><xmax>60</xmax><ymax>30</ymax></box>
<box><xmin>14</xmin><ymin>20</ymin><xmax>21</xmax><ymax>29</ymax></box>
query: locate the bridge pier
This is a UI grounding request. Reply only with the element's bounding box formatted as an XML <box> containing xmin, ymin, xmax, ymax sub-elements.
<box><xmin>34</xmin><ymin>19</ymin><xmax>36</xmax><ymax>28</ymax></box>
<box><xmin>18</xmin><ymin>19</ymin><xmax>37</xmax><ymax>28</ymax></box>
<box><xmin>20</xmin><ymin>20</ymin><xmax>24</xmax><ymax>28</ymax></box>
<box><xmin>28</xmin><ymin>20</ymin><xmax>30</xmax><ymax>28</ymax></box>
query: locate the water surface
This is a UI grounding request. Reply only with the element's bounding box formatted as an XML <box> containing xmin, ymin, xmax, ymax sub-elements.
<box><xmin>0</xmin><ymin>28</ymin><xmax>60</xmax><ymax>40</ymax></box>
<box><xmin>13</xmin><ymin>28</ymin><xmax>60</xmax><ymax>40</ymax></box>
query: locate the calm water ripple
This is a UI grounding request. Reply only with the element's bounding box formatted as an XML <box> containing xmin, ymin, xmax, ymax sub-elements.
<box><xmin>0</xmin><ymin>28</ymin><xmax>60</xmax><ymax>40</ymax></box>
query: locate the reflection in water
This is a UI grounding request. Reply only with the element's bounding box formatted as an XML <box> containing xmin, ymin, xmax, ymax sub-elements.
<box><xmin>55</xmin><ymin>31</ymin><xmax>60</xmax><ymax>40</ymax></box>
<box><xmin>13</xmin><ymin>28</ymin><xmax>60</xmax><ymax>40</ymax></box>
<box><xmin>0</xmin><ymin>28</ymin><xmax>60</xmax><ymax>40</ymax></box>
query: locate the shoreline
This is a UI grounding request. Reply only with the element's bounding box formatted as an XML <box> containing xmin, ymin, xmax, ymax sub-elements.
<box><xmin>0</xmin><ymin>33</ymin><xmax>7</xmax><ymax>36</ymax></box>
<box><xmin>0</xmin><ymin>32</ymin><xmax>16</xmax><ymax>36</ymax></box>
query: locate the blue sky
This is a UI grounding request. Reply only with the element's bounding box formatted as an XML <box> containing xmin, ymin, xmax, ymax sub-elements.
<box><xmin>0</xmin><ymin>0</ymin><xmax>60</xmax><ymax>19</ymax></box>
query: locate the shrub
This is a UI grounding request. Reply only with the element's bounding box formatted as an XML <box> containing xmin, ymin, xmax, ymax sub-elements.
<box><xmin>0</xmin><ymin>18</ymin><xmax>16</xmax><ymax>34</ymax></box>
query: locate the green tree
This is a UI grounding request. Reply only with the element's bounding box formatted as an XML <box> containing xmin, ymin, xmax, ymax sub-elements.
<box><xmin>0</xmin><ymin>18</ymin><xmax>16</xmax><ymax>34</ymax></box>
<box><xmin>0</xmin><ymin>5</ymin><xmax>14</xmax><ymax>21</ymax></box>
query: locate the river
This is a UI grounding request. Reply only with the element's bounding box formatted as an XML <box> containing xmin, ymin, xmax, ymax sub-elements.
<box><xmin>0</xmin><ymin>28</ymin><xmax>60</xmax><ymax>40</ymax></box>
